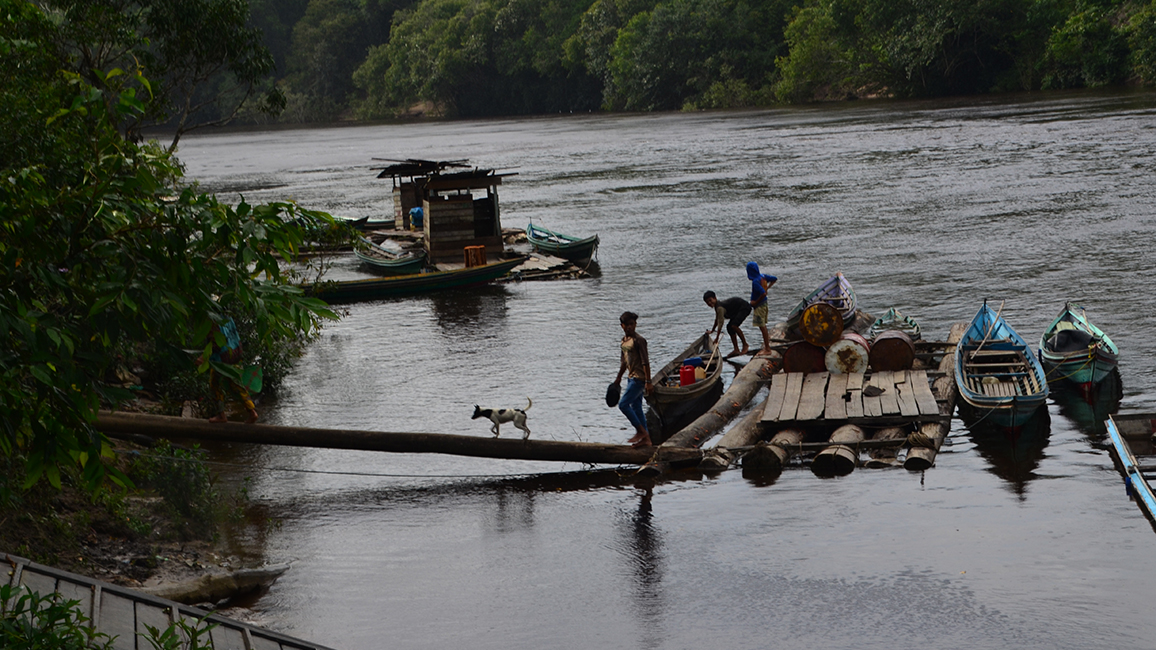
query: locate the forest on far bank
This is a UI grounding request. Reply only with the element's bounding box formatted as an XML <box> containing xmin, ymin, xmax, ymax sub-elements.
<box><xmin>249</xmin><ymin>0</ymin><xmax>1156</xmax><ymax>120</ymax></box>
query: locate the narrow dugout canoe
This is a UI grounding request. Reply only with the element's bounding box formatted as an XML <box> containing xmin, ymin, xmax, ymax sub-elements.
<box><xmin>954</xmin><ymin>301</ymin><xmax>1049</xmax><ymax>428</ymax></box>
<box><xmin>1039</xmin><ymin>302</ymin><xmax>1119</xmax><ymax>386</ymax></box>
<box><xmin>526</xmin><ymin>223</ymin><xmax>599</xmax><ymax>263</ymax></box>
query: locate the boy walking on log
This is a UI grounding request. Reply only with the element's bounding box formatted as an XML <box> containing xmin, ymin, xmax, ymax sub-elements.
<box><xmin>746</xmin><ymin>262</ymin><xmax>777</xmax><ymax>356</ymax></box>
<box><xmin>703</xmin><ymin>290</ymin><xmax>751</xmax><ymax>358</ymax></box>
<box><xmin>613</xmin><ymin>311</ymin><xmax>653</xmax><ymax>448</ymax></box>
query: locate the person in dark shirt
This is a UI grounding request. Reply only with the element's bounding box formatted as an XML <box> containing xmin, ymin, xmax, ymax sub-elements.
<box><xmin>703</xmin><ymin>290</ymin><xmax>751</xmax><ymax>358</ymax></box>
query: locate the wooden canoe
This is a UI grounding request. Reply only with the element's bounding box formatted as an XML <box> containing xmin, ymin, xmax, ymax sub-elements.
<box><xmin>785</xmin><ymin>272</ymin><xmax>858</xmax><ymax>331</ymax></box>
<box><xmin>354</xmin><ymin>238</ymin><xmax>427</xmax><ymax>275</ymax></box>
<box><xmin>954</xmin><ymin>301</ymin><xmax>1049</xmax><ymax>427</ymax></box>
<box><xmin>866</xmin><ymin>307</ymin><xmax>922</xmax><ymax>340</ymax></box>
<box><xmin>646</xmin><ymin>333</ymin><xmax>723</xmax><ymax>411</ymax></box>
<box><xmin>302</xmin><ymin>256</ymin><xmax>526</xmax><ymax>303</ymax></box>
<box><xmin>526</xmin><ymin>223</ymin><xmax>599</xmax><ymax>263</ymax></box>
<box><xmin>1105</xmin><ymin>412</ymin><xmax>1156</xmax><ymax>530</ymax></box>
<box><xmin>1039</xmin><ymin>302</ymin><xmax>1119</xmax><ymax>386</ymax></box>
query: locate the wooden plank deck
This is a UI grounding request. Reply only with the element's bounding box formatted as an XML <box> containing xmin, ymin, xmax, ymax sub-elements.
<box><xmin>3</xmin><ymin>553</ymin><xmax>334</xmax><ymax>650</ymax></box>
<box><xmin>760</xmin><ymin>369</ymin><xmax>946</xmax><ymax>426</ymax></box>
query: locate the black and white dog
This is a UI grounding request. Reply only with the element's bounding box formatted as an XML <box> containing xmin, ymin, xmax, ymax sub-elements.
<box><xmin>472</xmin><ymin>398</ymin><xmax>532</xmax><ymax>440</ymax></box>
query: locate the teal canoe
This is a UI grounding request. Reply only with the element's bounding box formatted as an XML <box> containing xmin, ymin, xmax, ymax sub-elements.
<box><xmin>354</xmin><ymin>238</ymin><xmax>427</xmax><ymax>276</ymax></box>
<box><xmin>1038</xmin><ymin>302</ymin><xmax>1119</xmax><ymax>387</ymax></box>
<box><xmin>303</xmin><ymin>256</ymin><xmax>527</xmax><ymax>303</ymax></box>
<box><xmin>526</xmin><ymin>223</ymin><xmax>599</xmax><ymax>263</ymax></box>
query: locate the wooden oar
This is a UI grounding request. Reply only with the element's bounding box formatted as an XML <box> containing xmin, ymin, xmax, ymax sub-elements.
<box><xmin>975</xmin><ymin>300</ymin><xmax>1005</xmax><ymax>354</ymax></box>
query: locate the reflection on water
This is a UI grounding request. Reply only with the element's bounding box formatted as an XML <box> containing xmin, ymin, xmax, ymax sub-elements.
<box><xmin>620</xmin><ymin>488</ymin><xmax>663</xmax><ymax>649</ymax></box>
<box><xmin>176</xmin><ymin>91</ymin><xmax>1156</xmax><ymax>649</ymax></box>
<box><xmin>427</xmin><ymin>285</ymin><xmax>512</xmax><ymax>331</ymax></box>
<box><xmin>1050</xmin><ymin>369</ymin><xmax>1123</xmax><ymax>442</ymax></box>
<box><xmin>962</xmin><ymin>406</ymin><xmax>1052</xmax><ymax>498</ymax></box>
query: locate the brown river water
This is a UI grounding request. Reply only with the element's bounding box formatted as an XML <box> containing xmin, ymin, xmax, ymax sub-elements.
<box><xmin>176</xmin><ymin>90</ymin><xmax>1156</xmax><ymax>649</ymax></box>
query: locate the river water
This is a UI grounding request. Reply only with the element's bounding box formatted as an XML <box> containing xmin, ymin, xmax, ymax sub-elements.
<box><xmin>177</xmin><ymin>90</ymin><xmax>1156</xmax><ymax>649</ymax></box>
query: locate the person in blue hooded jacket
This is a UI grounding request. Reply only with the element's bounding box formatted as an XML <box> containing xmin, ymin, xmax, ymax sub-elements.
<box><xmin>746</xmin><ymin>262</ymin><xmax>777</xmax><ymax>355</ymax></box>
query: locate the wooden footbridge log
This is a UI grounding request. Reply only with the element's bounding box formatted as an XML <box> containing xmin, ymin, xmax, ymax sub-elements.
<box><xmin>95</xmin><ymin>412</ymin><xmax>703</xmax><ymax>466</ymax></box>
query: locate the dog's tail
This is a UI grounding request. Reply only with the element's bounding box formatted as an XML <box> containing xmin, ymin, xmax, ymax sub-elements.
<box><xmin>524</xmin><ymin>397</ymin><xmax>532</xmax><ymax>411</ymax></box>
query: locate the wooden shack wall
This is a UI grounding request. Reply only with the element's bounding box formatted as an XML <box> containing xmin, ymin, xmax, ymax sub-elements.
<box><xmin>423</xmin><ymin>194</ymin><xmax>502</xmax><ymax>263</ymax></box>
<box><xmin>392</xmin><ymin>183</ymin><xmax>421</xmax><ymax>230</ymax></box>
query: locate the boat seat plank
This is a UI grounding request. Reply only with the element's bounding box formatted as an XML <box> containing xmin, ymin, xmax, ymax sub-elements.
<box><xmin>910</xmin><ymin>370</ymin><xmax>941</xmax><ymax>415</ymax></box>
<box><xmin>797</xmin><ymin>372</ymin><xmax>829</xmax><ymax>421</ymax></box>
<box><xmin>845</xmin><ymin>372</ymin><xmax>865</xmax><ymax>418</ymax></box>
<box><xmin>894</xmin><ymin>372</ymin><xmax>920</xmax><ymax>417</ymax></box>
<box><xmin>862</xmin><ymin>373</ymin><xmax>883</xmax><ymax>418</ymax></box>
<box><xmin>825</xmin><ymin>372</ymin><xmax>848</xmax><ymax>420</ymax></box>
<box><xmin>762</xmin><ymin>373</ymin><xmax>790</xmax><ymax>422</ymax></box>
<box><xmin>779</xmin><ymin>372</ymin><xmax>806</xmax><ymax>421</ymax></box>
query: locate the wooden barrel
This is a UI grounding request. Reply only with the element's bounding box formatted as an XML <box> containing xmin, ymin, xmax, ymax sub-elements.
<box><xmin>811</xmin><ymin>424</ymin><xmax>863</xmax><ymax>476</ymax></box>
<box><xmin>799</xmin><ymin>302</ymin><xmax>843</xmax><ymax>347</ymax></box>
<box><xmin>825</xmin><ymin>332</ymin><xmax>871</xmax><ymax>374</ymax></box>
<box><xmin>783</xmin><ymin>341</ymin><xmax>827</xmax><ymax>373</ymax></box>
<box><xmin>869</xmin><ymin>330</ymin><xmax>916</xmax><ymax>371</ymax></box>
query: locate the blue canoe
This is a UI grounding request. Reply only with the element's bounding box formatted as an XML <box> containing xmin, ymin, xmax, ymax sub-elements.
<box><xmin>1106</xmin><ymin>413</ymin><xmax>1156</xmax><ymax>530</ymax></box>
<box><xmin>954</xmin><ymin>301</ymin><xmax>1049</xmax><ymax>427</ymax></box>
<box><xmin>1039</xmin><ymin>302</ymin><xmax>1119</xmax><ymax>387</ymax></box>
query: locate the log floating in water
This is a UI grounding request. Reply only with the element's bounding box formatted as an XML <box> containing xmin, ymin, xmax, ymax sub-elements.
<box><xmin>811</xmin><ymin>424</ymin><xmax>864</xmax><ymax>476</ymax></box>
<box><xmin>864</xmin><ymin>426</ymin><xmax>909</xmax><ymax>468</ymax></box>
<box><xmin>95</xmin><ymin>412</ymin><xmax>702</xmax><ymax>466</ymax></box>
<box><xmin>697</xmin><ymin>394</ymin><xmax>770</xmax><ymax>471</ymax></box>
<box><xmin>903</xmin><ymin>322</ymin><xmax>966</xmax><ymax>471</ymax></box>
<box><xmin>740</xmin><ymin>427</ymin><xmax>805</xmax><ymax>473</ymax></box>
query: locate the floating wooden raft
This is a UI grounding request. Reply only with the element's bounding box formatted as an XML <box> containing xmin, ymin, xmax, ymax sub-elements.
<box><xmin>761</xmin><ymin>369</ymin><xmax>943</xmax><ymax>426</ymax></box>
<box><xmin>3</xmin><ymin>553</ymin><xmax>332</xmax><ymax>650</ymax></box>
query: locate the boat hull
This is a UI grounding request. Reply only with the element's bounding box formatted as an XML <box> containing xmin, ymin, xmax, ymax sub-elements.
<box><xmin>526</xmin><ymin>224</ymin><xmax>599</xmax><ymax>263</ymax></box>
<box><xmin>1039</xmin><ymin>303</ymin><xmax>1119</xmax><ymax>386</ymax></box>
<box><xmin>646</xmin><ymin>334</ymin><xmax>723</xmax><ymax>410</ymax></box>
<box><xmin>302</xmin><ymin>257</ymin><xmax>526</xmax><ymax>302</ymax></box>
<box><xmin>354</xmin><ymin>248</ymin><xmax>426</xmax><ymax>275</ymax></box>
<box><xmin>954</xmin><ymin>302</ymin><xmax>1050</xmax><ymax>427</ymax></box>
<box><xmin>786</xmin><ymin>272</ymin><xmax>857</xmax><ymax>331</ymax></box>
<box><xmin>1106</xmin><ymin>413</ymin><xmax>1156</xmax><ymax>530</ymax></box>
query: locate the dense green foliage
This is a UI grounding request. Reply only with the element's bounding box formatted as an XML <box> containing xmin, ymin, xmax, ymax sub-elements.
<box><xmin>0</xmin><ymin>585</ymin><xmax>114</xmax><ymax>650</ymax></box>
<box><xmin>247</xmin><ymin>0</ymin><xmax>1156</xmax><ymax>117</ymax></box>
<box><xmin>0</xmin><ymin>0</ymin><xmax>340</xmax><ymax>493</ymax></box>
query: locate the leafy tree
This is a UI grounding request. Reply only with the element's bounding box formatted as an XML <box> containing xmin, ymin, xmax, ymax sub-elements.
<box><xmin>1040</xmin><ymin>2</ymin><xmax>1130</xmax><ymax>88</ymax></box>
<box><xmin>1128</xmin><ymin>1</ymin><xmax>1156</xmax><ymax>82</ymax></box>
<box><xmin>604</xmin><ymin>0</ymin><xmax>790</xmax><ymax>110</ymax></box>
<box><xmin>0</xmin><ymin>0</ymin><xmax>341</xmax><ymax>492</ymax></box>
<box><xmin>354</xmin><ymin>0</ymin><xmax>599</xmax><ymax>117</ymax></box>
<box><xmin>42</xmin><ymin>0</ymin><xmax>282</xmax><ymax>148</ymax></box>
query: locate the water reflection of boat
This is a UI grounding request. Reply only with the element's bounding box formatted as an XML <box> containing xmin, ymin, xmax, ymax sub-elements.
<box><xmin>962</xmin><ymin>405</ymin><xmax>1051</xmax><ymax>498</ymax></box>
<box><xmin>955</xmin><ymin>301</ymin><xmax>1049</xmax><ymax>427</ymax></box>
<box><xmin>1105</xmin><ymin>412</ymin><xmax>1156</xmax><ymax>530</ymax></box>
<box><xmin>1050</xmin><ymin>368</ymin><xmax>1122</xmax><ymax>441</ymax></box>
<box><xmin>1039</xmin><ymin>302</ymin><xmax>1119</xmax><ymax>387</ymax></box>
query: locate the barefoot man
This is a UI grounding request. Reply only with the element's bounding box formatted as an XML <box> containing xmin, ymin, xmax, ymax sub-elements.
<box><xmin>746</xmin><ymin>262</ymin><xmax>778</xmax><ymax>356</ymax></box>
<box><xmin>613</xmin><ymin>311</ymin><xmax>653</xmax><ymax>448</ymax></box>
<box><xmin>703</xmin><ymin>290</ymin><xmax>751</xmax><ymax>358</ymax></box>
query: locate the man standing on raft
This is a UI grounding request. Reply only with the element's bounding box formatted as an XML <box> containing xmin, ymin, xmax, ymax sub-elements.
<box><xmin>746</xmin><ymin>262</ymin><xmax>777</xmax><ymax>356</ymax></box>
<box><xmin>613</xmin><ymin>311</ymin><xmax>653</xmax><ymax>448</ymax></box>
<box><xmin>703</xmin><ymin>290</ymin><xmax>751</xmax><ymax>358</ymax></box>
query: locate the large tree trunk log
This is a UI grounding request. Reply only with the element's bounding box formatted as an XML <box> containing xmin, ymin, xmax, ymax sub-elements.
<box><xmin>697</xmin><ymin>395</ymin><xmax>769</xmax><ymax>470</ymax></box>
<box><xmin>661</xmin><ymin>357</ymin><xmax>776</xmax><ymax>450</ymax></box>
<box><xmin>904</xmin><ymin>322</ymin><xmax>966</xmax><ymax>471</ymax></box>
<box><xmin>811</xmin><ymin>424</ymin><xmax>864</xmax><ymax>476</ymax></box>
<box><xmin>95</xmin><ymin>412</ymin><xmax>702</xmax><ymax>466</ymax></box>
<box><xmin>740</xmin><ymin>427</ymin><xmax>805</xmax><ymax>474</ymax></box>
